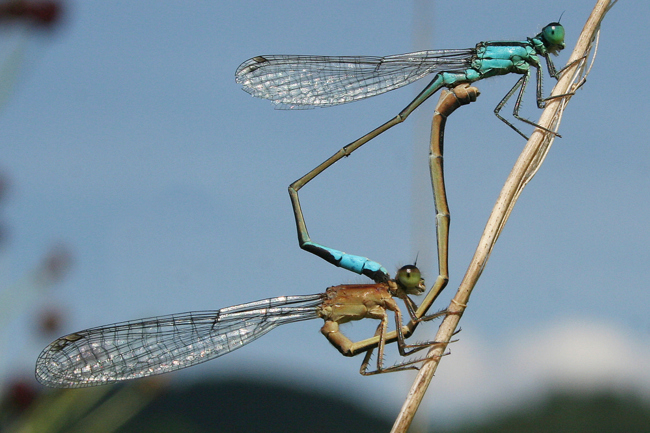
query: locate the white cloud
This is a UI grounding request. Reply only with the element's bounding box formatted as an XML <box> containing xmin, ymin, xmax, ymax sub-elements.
<box><xmin>409</xmin><ymin>317</ymin><xmax>650</xmax><ymax>422</ymax></box>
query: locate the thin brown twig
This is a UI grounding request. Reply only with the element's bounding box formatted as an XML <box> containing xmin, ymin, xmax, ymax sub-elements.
<box><xmin>391</xmin><ymin>1</ymin><xmax>617</xmax><ymax>431</ymax></box>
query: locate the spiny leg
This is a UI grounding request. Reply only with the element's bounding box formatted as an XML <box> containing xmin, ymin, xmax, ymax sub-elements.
<box><xmin>512</xmin><ymin>67</ymin><xmax>563</xmax><ymax>137</ymax></box>
<box><xmin>538</xmin><ymin>55</ymin><xmax>574</xmax><ymax>106</ymax></box>
<box><xmin>392</xmin><ymin>301</ymin><xmax>447</xmax><ymax>357</ymax></box>
<box><xmin>555</xmin><ymin>54</ymin><xmax>587</xmax><ymax>80</ymax></box>
<box><xmin>494</xmin><ymin>72</ymin><xmax>558</xmax><ymax>140</ymax></box>
<box><xmin>494</xmin><ymin>74</ymin><xmax>529</xmax><ymax>140</ymax></box>
<box><xmin>362</xmin><ymin>355</ymin><xmax>443</xmax><ymax>375</ymax></box>
<box><xmin>360</xmin><ymin>341</ymin><xmax>435</xmax><ymax>376</ymax></box>
<box><xmin>538</xmin><ymin>56</ymin><xmax>583</xmax><ymax>106</ymax></box>
<box><xmin>359</xmin><ymin>312</ymin><xmax>392</xmax><ymax>375</ymax></box>
<box><xmin>539</xmin><ymin>55</ymin><xmax>588</xmax><ymax>104</ymax></box>
<box><xmin>360</xmin><ymin>329</ymin><xmax>458</xmax><ymax>376</ymax></box>
<box><xmin>359</xmin><ymin>308</ymin><xmax>445</xmax><ymax>376</ymax></box>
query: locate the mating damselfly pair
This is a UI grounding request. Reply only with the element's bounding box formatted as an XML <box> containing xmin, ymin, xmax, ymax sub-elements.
<box><xmin>36</xmin><ymin>22</ymin><xmax>566</xmax><ymax>388</ymax></box>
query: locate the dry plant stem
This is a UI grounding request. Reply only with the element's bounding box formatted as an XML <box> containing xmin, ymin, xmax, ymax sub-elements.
<box><xmin>391</xmin><ymin>2</ymin><xmax>616</xmax><ymax>432</ymax></box>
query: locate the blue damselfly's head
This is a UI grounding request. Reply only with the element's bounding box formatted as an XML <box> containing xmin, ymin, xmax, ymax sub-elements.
<box><xmin>395</xmin><ymin>264</ymin><xmax>426</xmax><ymax>295</ymax></box>
<box><xmin>539</xmin><ymin>22</ymin><xmax>565</xmax><ymax>55</ymax></box>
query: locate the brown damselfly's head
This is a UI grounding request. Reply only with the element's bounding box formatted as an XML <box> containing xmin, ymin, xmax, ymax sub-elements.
<box><xmin>394</xmin><ymin>264</ymin><xmax>426</xmax><ymax>295</ymax></box>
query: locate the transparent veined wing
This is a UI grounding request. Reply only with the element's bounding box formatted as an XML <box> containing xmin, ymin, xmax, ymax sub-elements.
<box><xmin>235</xmin><ymin>49</ymin><xmax>475</xmax><ymax>109</ymax></box>
<box><xmin>35</xmin><ymin>293</ymin><xmax>325</xmax><ymax>388</ymax></box>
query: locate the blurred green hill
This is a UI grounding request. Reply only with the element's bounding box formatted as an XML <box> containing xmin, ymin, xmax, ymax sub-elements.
<box><xmin>112</xmin><ymin>378</ymin><xmax>650</xmax><ymax>433</ymax></box>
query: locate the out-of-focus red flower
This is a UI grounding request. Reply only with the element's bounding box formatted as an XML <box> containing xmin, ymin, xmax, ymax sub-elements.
<box><xmin>41</xmin><ymin>243</ymin><xmax>72</xmax><ymax>283</ymax></box>
<box><xmin>0</xmin><ymin>1</ymin><xmax>62</xmax><ymax>27</ymax></box>
<box><xmin>37</xmin><ymin>307</ymin><xmax>64</xmax><ymax>334</ymax></box>
<box><xmin>3</xmin><ymin>379</ymin><xmax>37</xmax><ymax>413</ymax></box>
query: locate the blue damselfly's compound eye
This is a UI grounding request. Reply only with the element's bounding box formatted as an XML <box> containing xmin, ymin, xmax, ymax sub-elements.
<box><xmin>542</xmin><ymin>22</ymin><xmax>565</xmax><ymax>54</ymax></box>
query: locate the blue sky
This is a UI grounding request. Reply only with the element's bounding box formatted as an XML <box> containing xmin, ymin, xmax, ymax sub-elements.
<box><xmin>0</xmin><ymin>0</ymin><xmax>647</xmax><ymax>425</ymax></box>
